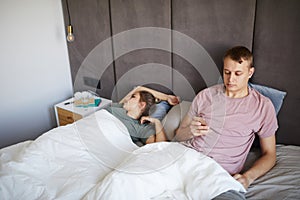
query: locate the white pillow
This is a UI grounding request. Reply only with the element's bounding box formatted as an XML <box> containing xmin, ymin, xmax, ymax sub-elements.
<box><xmin>162</xmin><ymin>101</ymin><xmax>191</xmax><ymax>140</ymax></box>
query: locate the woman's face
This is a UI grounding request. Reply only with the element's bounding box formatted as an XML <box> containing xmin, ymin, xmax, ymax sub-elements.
<box><xmin>123</xmin><ymin>92</ymin><xmax>143</xmax><ymax>112</ymax></box>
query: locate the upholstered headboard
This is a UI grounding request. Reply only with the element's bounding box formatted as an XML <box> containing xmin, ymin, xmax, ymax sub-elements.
<box><xmin>62</xmin><ymin>0</ymin><xmax>300</xmax><ymax>145</ymax></box>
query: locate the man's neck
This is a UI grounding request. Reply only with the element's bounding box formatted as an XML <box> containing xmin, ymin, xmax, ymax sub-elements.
<box><xmin>225</xmin><ymin>87</ymin><xmax>249</xmax><ymax>98</ymax></box>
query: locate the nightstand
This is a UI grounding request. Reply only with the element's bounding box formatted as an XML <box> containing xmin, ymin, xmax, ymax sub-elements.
<box><xmin>54</xmin><ymin>97</ymin><xmax>112</xmax><ymax>126</ymax></box>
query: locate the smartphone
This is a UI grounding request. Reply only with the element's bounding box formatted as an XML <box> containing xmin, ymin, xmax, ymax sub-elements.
<box><xmin>197</xmin><ymin>114</ymin><xmax>207</xmax><ymax>126</ymax></box>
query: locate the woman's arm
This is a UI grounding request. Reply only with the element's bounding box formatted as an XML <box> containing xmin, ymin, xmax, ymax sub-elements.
<box><xmin>119</xmin><ymin>86</ymin><xmax>180</xmax><ymax>105</ymax></box>
<box><xmin>119</xmin><ymin>86</ymin><xmax>142</xmax><ymax>104</ymax></box>
<box><xmin>140</xmin><ymin>116</ymin><xmax>168</xmax><ymax>144</ymax></box>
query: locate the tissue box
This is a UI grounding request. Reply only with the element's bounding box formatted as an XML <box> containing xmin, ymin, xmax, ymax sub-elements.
<box><xmin>74</xmin><ymin>98</ymin><xmax>94</xmax><ymax>107</ymax></box>
<box><xmin>94</xmin><ymin>98</ymin><xmax>101</xmax><ymax>106</ymax></box>
<box><xmin>74</xmin><ymin>98</ymin><xmax>102</xmax><ymax>107</ymax></box>
<box><xmin>74</xmin><ymin>91</ymin><xmax>102</xmax><ymax>107</ymax></box>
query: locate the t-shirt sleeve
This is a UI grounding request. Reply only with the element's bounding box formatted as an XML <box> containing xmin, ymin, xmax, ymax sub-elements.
<box><xmin>188</xmin><ymin>91</ymin><xmax>204</xmax><ymax>118</ymax></box>
<box><xmin>257</xmin><ymin>99</ymin><xmax>278</xmax><ymax>138</ymax></box>
<box><xmin>138</xmin><ymin>124</ymin><xmax>156</xmax><ymax>144</ymax></box>
<box><xmin>111</xmin><ymin>103</ymin><xmax>123</xmax><ymax>108</ymax></box>
<box><xmin>105</xmin><ymin>103</ymin><xmax>123</xmax><ymax>113</ymax></box>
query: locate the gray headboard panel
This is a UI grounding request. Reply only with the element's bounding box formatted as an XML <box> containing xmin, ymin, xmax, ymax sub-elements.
<box><xmin>110</xmin><ymin>0</ymin><xmax>172</xmax><ymax>101</ymax></box>
<box><xmin>252</xmin><ymin>0</ymin><xmax>300</xmax><ymax>145</ymax></box>
<box><xmin>62</xmin><ymin>0</ymin><xmax>115</xmax><ymax>99</ymax></box>
<box><xmin>172</xmin><ymin>0</ymin><xmax>256</xmax><ymax>99</ymax></box>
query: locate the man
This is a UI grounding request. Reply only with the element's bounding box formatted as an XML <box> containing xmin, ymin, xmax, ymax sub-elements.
<box><xmin>175</xmin><ymin>46</ymin><xmax>277</xmax><ymax>199</ymax></box>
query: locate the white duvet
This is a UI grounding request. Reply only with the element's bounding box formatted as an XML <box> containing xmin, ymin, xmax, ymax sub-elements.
<box><xmin>0</xmin><ymin>110</ymin><xmax>245</xmax><ymax>200</ymax></box>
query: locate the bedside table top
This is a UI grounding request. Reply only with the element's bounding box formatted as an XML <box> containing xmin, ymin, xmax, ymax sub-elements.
<box><xmin>55</xmin><ymin>97</ymin><xmax>112</xmax><ymax>117</ymax></box>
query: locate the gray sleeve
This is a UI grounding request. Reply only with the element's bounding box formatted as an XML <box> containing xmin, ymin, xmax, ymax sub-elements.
<box><xmin>139</xmin><ymin>124</ymin><xmax>156</xmax><ymax>144</ymax></box>
<box><xmin>105</xmin><ymin>103</ymin><xmax>123</xmax><ymax>113</ymax></box>
<box><xmin>111</xmin><ymin>103</ymin><xmax>123</xmax><ymax>108</ymax></box>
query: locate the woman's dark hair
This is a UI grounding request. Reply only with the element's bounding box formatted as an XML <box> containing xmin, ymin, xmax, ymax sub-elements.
<box><xmin>138</xmin><ymin>91</ymin><xmax>155</xmax><ymax>117</ymax></box>
<box><xmin>223</xmin><ymin>46</ymin><xmax>253</xmax><ymax>68</ymax></box>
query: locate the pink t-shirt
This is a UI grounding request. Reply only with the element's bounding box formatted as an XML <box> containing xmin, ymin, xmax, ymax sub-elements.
<box><xmin>183</xmin><ymin>84</ymin><xmax>278</xmax><ymax>174</ymax></box>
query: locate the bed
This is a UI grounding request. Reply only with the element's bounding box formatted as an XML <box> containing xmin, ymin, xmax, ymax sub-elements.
<box><xmin>1</xmin><ymin>100</ymin><xmax>300</xmax><ymax>199</ymax></box>
<box><xmin>163</xmin><ymin>101</ymin><xmax>300</xmax><ymax>200</ymax></box>
<box><xmin>0</xmin><ymin>108</ymin><xmax>245</xmax><ymax>199</ymax></box>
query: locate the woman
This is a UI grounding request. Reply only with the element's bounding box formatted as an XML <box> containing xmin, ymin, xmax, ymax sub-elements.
<box><xmin>106</xmin><ymin>86</ymin><xmax>180</xmax><ymax>145</ymax></box>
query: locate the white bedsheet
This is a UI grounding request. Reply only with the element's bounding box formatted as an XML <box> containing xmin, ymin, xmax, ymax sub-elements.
<box><xmin>245</xmin><ymin>145</ymin><xmax>300</xmax><ymax>200</ymax></box>
<box><xmin>0</xmin><ymin>110</ymin><xmax>245</xmax><ymax>200</ymax></box>
<box><xmin>0</xmin><ymin>110</ymin><xmax>137</xmax><ymax>200</ymax></box>
<box><xmin>84</xmin><ymin>142</ymin><xmax>245</xmax><ymax>200</ymax></box>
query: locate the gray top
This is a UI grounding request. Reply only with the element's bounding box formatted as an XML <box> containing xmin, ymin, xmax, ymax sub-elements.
<box><xmin>105</xmin><ymin>103</ymin><xmax>155</xmax><ymax>144</ymax></box>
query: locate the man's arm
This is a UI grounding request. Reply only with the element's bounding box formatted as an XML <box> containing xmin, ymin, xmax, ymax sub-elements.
<box><xmin>233</xmin><ymin>135</ymin><xmax>276</xmax><ymax>189</ymax></box>
<box><xmin>174</xmin><ymin>114</ymin><xmax>209</xmax><ymax>142</ymax></box>
<box><xmin>174</xmin><ymin>114</ymin><xmax>194</xmax><ymax>141</ymax></box>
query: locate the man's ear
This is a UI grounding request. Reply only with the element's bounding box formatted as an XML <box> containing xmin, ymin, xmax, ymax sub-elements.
<box><xmin>249</xmin><ymin>67</ymin><xmax>255</xmax><ymax>78</ymax></box>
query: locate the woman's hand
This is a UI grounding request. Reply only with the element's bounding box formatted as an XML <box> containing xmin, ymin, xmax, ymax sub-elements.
<box><xmin>140</xmin><ymin>116</ymin><xmax>160</xmax><ymax>125</ymax></box>
<box><xmin>142</xmin><ymin>116</ymin><xmax>168</xmax><ymax>143</ymax></box>
<box><xmin>190</xmin><ymin>116</ymin><xmax>209</xmax><ymax>137</ymax></box>
<box><xmin>167</xmin><ymin>95</ymin><xmax>180</xmax><ymax>105</ymax></box>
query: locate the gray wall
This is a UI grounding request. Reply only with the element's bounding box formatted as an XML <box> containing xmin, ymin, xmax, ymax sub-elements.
<box><xmin>62</xmin><ymin>0</ymin><xmax>300</xmax><ymax>145</ymax></box>
<box><xmin>0</xmin><ymin>0</ymin><xmax>73</xmax><ymax>148</ymax></box>
<box><xmin>252</xmin><ymin>0</ymin><xmax>300</xmax><ymax>145</ymax></box>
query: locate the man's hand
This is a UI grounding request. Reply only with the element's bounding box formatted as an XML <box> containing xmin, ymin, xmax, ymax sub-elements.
<box><xmin>190</xmin><ymin>116</ymin><xmax>209</xmax><ymax>137</ymax></box>
<box><xmin>232</xmin><ymin>136</ymin><xmax>276</xmax><ymax>190</ymax></box>
<box><xmin>233</xmin><ymin>173</ymin><xmax>252</xmax><ymax>189</ymax></box>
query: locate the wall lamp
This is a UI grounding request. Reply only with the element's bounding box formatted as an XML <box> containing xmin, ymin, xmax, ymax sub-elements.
<box><xmin>66</xmin><ymin>0</ymin><xmax>75</xmax><ymax>42</ymax></box>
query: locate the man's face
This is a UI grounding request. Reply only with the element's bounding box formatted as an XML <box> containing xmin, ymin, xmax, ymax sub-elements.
<box><xmin>123</xmin><ymin>92</ymin><xmax>143</xmax><ymax>112</ymax></box>
<box><xmin>223</xmin><ymin>57</ymin><xmax>254</xmax><ymax>94</ymax></box>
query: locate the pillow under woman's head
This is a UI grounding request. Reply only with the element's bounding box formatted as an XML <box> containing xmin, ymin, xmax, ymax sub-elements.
<box><xmin>149</xmin><ymin>101</ymin><xmax>172</xmax><ymax>121</ymax></box>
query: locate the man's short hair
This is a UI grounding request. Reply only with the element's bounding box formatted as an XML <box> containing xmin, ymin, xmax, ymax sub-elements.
<box><xmin>223</xmin><ymin>46</ymin><xmax>253</xmax><ymax>68</ymax></box>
